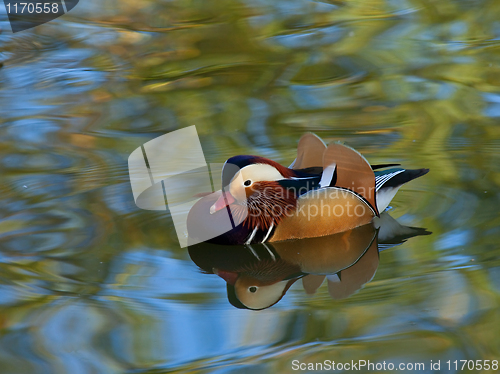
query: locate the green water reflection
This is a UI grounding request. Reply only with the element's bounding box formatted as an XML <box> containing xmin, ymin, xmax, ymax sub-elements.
<box><xmin>0</xmin><ymin>0</ymin><xmax>500</xmax><ymax>372</ymax></box>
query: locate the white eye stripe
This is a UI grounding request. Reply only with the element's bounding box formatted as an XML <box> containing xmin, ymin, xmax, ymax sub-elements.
<box><xmin>230</xmin><ymin>164</ymin><xmax>284</xmax><ymax>201</ymax></box>
<box><xmin>235</xmin><ymin>164</ymin><xmax>284</xmax><ymax>183</ymax></box>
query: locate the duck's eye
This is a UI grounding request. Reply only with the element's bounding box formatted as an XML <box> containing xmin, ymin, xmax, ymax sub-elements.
<box><xmin>249</xmin><ymin>286</ymin><xmax>257</xmax><ymax>293</ymax></box>
<box><xmin>244</xmin><ymin>180</ymin><xmax>252</xmax><ymax>187</ymax></box>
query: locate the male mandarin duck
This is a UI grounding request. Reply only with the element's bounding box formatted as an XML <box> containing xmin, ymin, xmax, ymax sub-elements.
<box><xmin>187</xmin><ymin>133</ymin><xmax>428</xmax><ymax>246</ymax></box>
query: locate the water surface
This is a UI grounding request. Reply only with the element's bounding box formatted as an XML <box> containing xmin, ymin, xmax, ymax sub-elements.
<box><xmin>1</xmin><ymin>0</ymin><xmax>500</xmax><ymax>372</ymax></box>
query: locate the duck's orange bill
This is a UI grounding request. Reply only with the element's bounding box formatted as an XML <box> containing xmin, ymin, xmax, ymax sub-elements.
<box><xmin>214</xmin><ymin>268</ymin><xmax>238</xmax><ymax>285</ymax></box>
<box><xmin>210</xmin><ymin>191</ymin><xmax>236</xmax><ymax>214</ymax></box>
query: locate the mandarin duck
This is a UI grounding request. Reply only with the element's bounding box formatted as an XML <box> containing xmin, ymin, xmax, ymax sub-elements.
<box><xmin>187</xmin><ymin>133</ymin><xmax>428</xmax><ymax>245</ymax></box>
<box><xmin>188</xmin><ymin>213</ymin><xmax>430</xmax><ymax>310</ymax></box>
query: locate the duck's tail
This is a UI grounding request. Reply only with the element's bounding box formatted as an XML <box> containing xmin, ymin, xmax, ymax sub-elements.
<box><xmin>375</xmin><ymin>168</ymin><xmax>429</xmax><ymax>213</ymax></box>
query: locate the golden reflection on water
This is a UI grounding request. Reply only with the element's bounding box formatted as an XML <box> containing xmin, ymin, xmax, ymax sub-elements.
<box><xmin>1</xmin><ymin>0</ymin><xmax>500</xmax><ymax>372</ymax></box>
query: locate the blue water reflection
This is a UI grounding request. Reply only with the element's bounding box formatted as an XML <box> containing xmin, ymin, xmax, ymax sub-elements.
<box><xmin>0</xmin><ymin>0</ymin><xmax>500</xmax><ymax>372</ymax></box>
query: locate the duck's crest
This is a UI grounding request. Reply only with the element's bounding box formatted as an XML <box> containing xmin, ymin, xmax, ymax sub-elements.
<box><xmin>223</xmin><ymin>155</ymin><xmax>296</xmax><ymax>187</ymax></box>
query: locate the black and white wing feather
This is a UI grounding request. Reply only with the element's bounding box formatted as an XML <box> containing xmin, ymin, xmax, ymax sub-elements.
<box><xmin>375</xmin><ymin>168</ymin><xmax>429</xmax><ymax>212</ymax></box>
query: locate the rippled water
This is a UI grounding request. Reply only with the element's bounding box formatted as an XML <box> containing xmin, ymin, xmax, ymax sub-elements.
<box><xmin>1</xmin><ymin>0</ymin><xmax>500</xmax><ymax>372</ymax></box>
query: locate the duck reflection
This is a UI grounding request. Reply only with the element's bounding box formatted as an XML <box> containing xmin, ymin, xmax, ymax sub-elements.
<box><xmin>188</xmin><ymin>213</ymin><xmax>430</xmax><ymax>310</ymax></box>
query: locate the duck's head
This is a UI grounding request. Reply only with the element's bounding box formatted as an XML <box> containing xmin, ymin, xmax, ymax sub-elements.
<box><xmin>234</xmin><ymin>276</ymin><xmax>299</xmax><ymax>310</ymax></box>
<box><xmin>210</xmin><ymin>155</ymin><xmax>316</xmax><ymax>230</ymax></box>
<box><xmin>215</xmin><ymin>267</ymin><xmax>301</xmax><ymax>310</ymax></box>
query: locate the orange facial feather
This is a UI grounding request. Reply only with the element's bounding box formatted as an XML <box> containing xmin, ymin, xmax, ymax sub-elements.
<box><xmin>241</xmin><ymin>181</ymin><xmax>297</xmax><ymax>230</ymax></box>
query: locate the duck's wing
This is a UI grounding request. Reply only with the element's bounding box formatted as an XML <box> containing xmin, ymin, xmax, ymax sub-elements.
<box><xmin>320</xmin><ymin>143</ymin><xmax>379</xmax><ymax>216</ymax></box>
<box><xmin>289</xmin><ymin>133</ymin><xmax>327</xmax><ymax>170</ymax></box>
<box><xmin>375</xmin><ymin>168</ymin><xmax>429</xmax><ymax>212</ymax></box>
<box><xmin>371</xmin><ymin>163</ymin><xmax>401</xmax><ymax>170</ymax></box>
